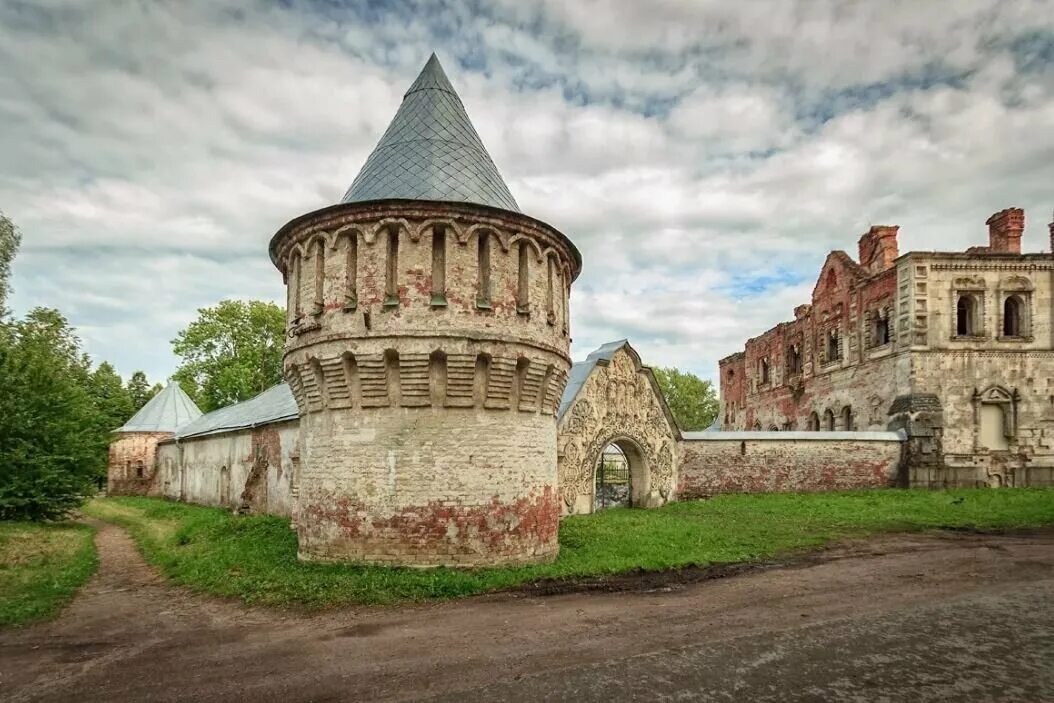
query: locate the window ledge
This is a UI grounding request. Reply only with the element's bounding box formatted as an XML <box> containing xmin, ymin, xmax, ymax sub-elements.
<box><xmin>430</xmin><ymin>293</ymin><xmax>448</xmax><ymax>308</ymax></box>
<box><xmin>476</xmin><ymin>298</ymin><xmax>493</xmax><ymax>311</ymax></box>
<box><xmin>383</xmin><ymin>295</ymin><xmax>400</xmax><ymax>309</ymax></box>
<box><xmin>516</xmin><ymin>304</ymin><xmax>530</xmax><ymax>316</ymax></box>
<box><xmin>952</xmin><ymin>334</ymin><xmax>987</xmax><ymax>341</ymax></box>
<box><xmin>997</xmin><ymin>335</ymin><xmax>1032</xmax><ymax>342</ymax></box>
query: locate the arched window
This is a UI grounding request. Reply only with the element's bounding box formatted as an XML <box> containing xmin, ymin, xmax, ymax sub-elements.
<box><xmin>384</xmin><ymin>227</ymin><xmax>399</xmax><ymax>308</ymax></box>
<box><xmin>545</xmin><ymin>255</ymin><xmax>556</xmax><ymax>325</ymax></box>
<box><xmin>760</xmin><ymin>358</ymin><xmax>770</xmax><ymax>384</ymax></box>
<box><xmin>841</xmin><ymin>406</ymin><xmax>853</xmax><ymax>431</ymax></box>
<box><xmin>1003</xmin><ymin>295</ymin><xmax>1022</xmax><ymax>337</ymax></box>
<box><xmin>516</xmin><ymin>241</ymin><xmax>529</xmax><ymax>314</ymax></box>
<box><xmin>289</xmin><ymin>252</ymin><xmax>303</xmax><ymax>321</ymax></box>
<box><xmin>344</xmin><ymin>232</ymin><xmax>358</xmax><ymax>310</ymax></box>
<box><xmin>957</xmin><ymin>295</ymin><xmax>976</xmax><ymax>336</ymax></box>
<box><xmin>135</xmin><ymin>461</ymin><xmax>144</xmax><ymax>479</ymax></box>
<box><xmin>823</xmin><ymin>409</ymin><xmax>835</xmax><ymax>431</ymax></box>
<box><xmin>431</xmin><ymin>225</ymin><xmax>446</xmax><ymax>306</ymax></box>
<box><xmin>768</xmin><ymin>424</ymin><xmax>779</xmax><ymax>431</ymax></box>
<box><xmin>808</xmin><ymin>412</ymin><xmax>820</xmax><ymax>431</ymax></box>
<box><xmin>311</xmin><ymin>239</ymin><xmax>325</xmax><ymax>315</ymax></box>
<box><xmin>476</xmin><ymin>232</ymin><xmax>492</xmax><ymax>309</ymax></box>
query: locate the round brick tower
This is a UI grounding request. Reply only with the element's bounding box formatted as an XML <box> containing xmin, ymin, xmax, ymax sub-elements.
<box><xmin>269</xmin><ymin>54</ymin><xmax>581</xmax><ymax>566</ymax></box>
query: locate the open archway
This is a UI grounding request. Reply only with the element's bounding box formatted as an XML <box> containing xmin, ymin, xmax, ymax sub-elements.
<box><xmin>593</xmin><ymin>437</ymin><xmax>648</xmax><ymax>511</ymax></box>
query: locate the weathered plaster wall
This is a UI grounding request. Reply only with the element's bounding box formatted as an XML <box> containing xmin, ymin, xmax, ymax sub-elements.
<box><xmin>107</xmin><ymin>431</ymin><xmax>171</xmax><ymax>496</ymax></box>
<box><xmin>156</xmin><ymin>421</ymin><xmax>298</xmax><ymax>516</ymax></box>
<box><xmin>677</xmin><ymin>432</ymin><xmax>905</xmax><ymax>498</ymax></box>
<box><xmin>557</xmin><ymin>345</ymin><xmax>678</xmax><ymax>515</ymax></box>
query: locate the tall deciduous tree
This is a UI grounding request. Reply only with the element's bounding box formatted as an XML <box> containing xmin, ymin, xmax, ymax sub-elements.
<box><xmin>171</xmin><ymin>300</ymin><xmax>285</xmax><ymax>412</ymax></box>
<box><xmin>126</xmin><ymin>370</ymin><xmax>159</xmax><ymax>411</ymax></box>
<box><xmin>0</xmin><ymin>308</ymin><xmax>101</xmax><ymax>520</ymax></box>
<box><xmin>0</xmin><ymin>210</ymin><xmax>20</xmax><ymax>314</ymax></box>
<box><xmin>651</xmin><ymin>366</ymin><xmax>719</xmax><ymax>431</ymax></box>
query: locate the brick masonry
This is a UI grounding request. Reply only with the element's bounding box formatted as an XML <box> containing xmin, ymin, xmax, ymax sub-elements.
<box><xmin>271</xmin><ymin>200</ymin><xmax>580</xmax><ymax>566</ymax></box>
<box><xmin>678</xmin><ymin>432</ymin><xmax>904</xmax><ymax>499</ymax></box>
<box><xmin>107</xmin><ymin>431</ymin><xmax>171</xmax><ymax>496</ymax></box>
<box><xmin>719</xmin><ymin>208</ymin><xmax>1054</xmax><ymax>489</ymax></box>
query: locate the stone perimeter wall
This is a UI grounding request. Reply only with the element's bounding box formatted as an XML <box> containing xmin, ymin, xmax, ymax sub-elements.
<box><xmin>155</xmin><ymin>421</ymin><xmax>298</xmax><ymax>517</ymax></box>
<box><xmin>678</xmin><ymin>431</ymin><xmax>905</xmax><ymax>499</ymax></box>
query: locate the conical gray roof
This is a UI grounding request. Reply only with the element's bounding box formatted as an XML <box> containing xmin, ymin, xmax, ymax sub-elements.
<box><xmin>341</xmin><ymin>53</ymin><xmax>520</xmax><ymax>213</ymax></box>
<box><xmin>117</xmin><ymin>381</ymin><xmax>202</xmax><ymax>433</ymax></box>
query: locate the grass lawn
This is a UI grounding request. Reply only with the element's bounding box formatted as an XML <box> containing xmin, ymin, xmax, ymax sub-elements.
<box><xmin>82</xmin><ymin>488</ymin><xmax>1054</xmax><ymax>610</ymax></box>
<box><xmin>0</xmin><ymin>521</ymin><xmax>97</xmax><ymax>627</ymax></box>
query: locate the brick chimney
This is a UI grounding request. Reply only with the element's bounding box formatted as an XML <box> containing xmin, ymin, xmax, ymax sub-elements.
<box><xmin>858</xmin><ymin>225</ymin><xmax>900</xmax><ymax>274</ymax></box>
<box><xmin>986</xmin><ymin>207</ymin><xmax>1024</xmax><ymax>254</ymax></box>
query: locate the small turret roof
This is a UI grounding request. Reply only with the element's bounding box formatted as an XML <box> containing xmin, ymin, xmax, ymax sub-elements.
<box><xmin>341</xmin><ymin>53</ymin><xmax>520</xmax><ymax>213</ymax></box>
<box><xmin>117</xmin><ymin>381</ymin><xmax>202</xmax><ymax>433</ymax></box>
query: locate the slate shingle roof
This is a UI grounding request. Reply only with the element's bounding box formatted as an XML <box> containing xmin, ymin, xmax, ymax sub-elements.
<box><xmin>341</xmin><ymin>53</ymin><xmax>520</xmax><ymax>213</ymax></box>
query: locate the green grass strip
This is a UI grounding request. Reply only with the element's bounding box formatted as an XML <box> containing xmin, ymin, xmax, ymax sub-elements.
<box><xmin>83</xmin><ymin>488</ymin><xmax>1054</xmax><ymax>610</ymax></box>
<box><xmin>0</xmin><ymin>521</ymin><xmax>97</xmax><ymax>627</ymax></box>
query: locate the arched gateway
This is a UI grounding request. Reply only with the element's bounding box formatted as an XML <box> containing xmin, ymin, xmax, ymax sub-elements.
<box><xmin>556</xmin><ymin>341</ymin><xmax>679</xmax><ymax>514</ymax></box>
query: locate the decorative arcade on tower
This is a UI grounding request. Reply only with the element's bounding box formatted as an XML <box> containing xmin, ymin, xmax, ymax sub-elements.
<box><xmin>268</xmin><ymin>55</ymin><xmax>582</xmax><ymax>566</ymax></box>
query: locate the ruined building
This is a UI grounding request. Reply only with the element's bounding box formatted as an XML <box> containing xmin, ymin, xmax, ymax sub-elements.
<box><xmin>719</xmin><ymin>208</ymin><xmax>1054</xmax><ymax>488</ymax></box>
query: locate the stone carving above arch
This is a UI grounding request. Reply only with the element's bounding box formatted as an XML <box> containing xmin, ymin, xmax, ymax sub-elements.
<box><xmin>556</xmin><ymin>341</ymin><xmax>679</xmax><ymax>515</ymax></box>
<box><xmin>1000</xmin><ymin>275</ymin><xmax>1033</xmax><ymax>292</ymax></box>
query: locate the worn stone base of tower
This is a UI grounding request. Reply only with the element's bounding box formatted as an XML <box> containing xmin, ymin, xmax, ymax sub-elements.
<box><xmin>271</xmin><ymin>56</ymin><xmax>580</xmax><ymax>566</ymax></box>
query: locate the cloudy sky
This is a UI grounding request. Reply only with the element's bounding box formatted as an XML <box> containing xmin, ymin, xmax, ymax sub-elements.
<box><xmin>2</xmin><ymin>0</ymin><xmax>1053</xmax><ymax>385</ymax></box>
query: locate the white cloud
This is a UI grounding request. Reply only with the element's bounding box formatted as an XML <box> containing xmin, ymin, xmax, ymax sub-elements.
<box><xmin>1</xmin><ymin>0</ymin><xmax>1052</xmax><ymax>386</ymax></box>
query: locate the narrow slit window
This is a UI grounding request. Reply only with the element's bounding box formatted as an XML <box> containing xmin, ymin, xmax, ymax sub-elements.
<box><xmin>431</xmin><ymin>225</ymin><xmax>446</xmax><ymax>306</ymax></box>
<box><xmin>344</xmin><ymin>233</ymin><xmax>357</xmax><ymax>310</ymax></box>
<box><xmin>290</xmin><ymin>253</ymin><xmax>302</xmax><ymax>320</ymax></box>
<box><xmin>546</xmin><ymin>256</ymin><xmax>555</xmax><ymax>325</ymax></box>
<box><xmin>312</xmin><ymin>240</ymin><xmax>325</xmax><ymax>314</ymax></box>
<box><xmin>476</xmin><ymin>232</ymin><xmax>491</xmax><ymax>309</ymax></box>
<box><xmin>385</xmin><ymin>227</ymin><xmax>399</xmax><ymax>307</ymax></box>
<box><xmin>516</xmin><ymin>242</ymin><xmax>529</xmax><ymax>314</ymax></box>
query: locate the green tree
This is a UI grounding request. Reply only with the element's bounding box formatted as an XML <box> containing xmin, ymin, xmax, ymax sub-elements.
<box><xmin>0</xmin><ymin>308</ymin><xmax>102</xmax><ymax>520</ymax></box>
<box><xmin>126</xmin><ymin>370</ymin><xmax>159</xmax><ymax>411</ymax></box>
<box><xmin>651</xmin><ymin>366</ymin><xmax>719</xmax><ymax>431</ymax></box>
<box><xmin>171</xmin><ymin>300</ymin><xmax>285</xmax><ymax>412</ymax></box>
<box><xmin>0</xmin><ymin>210</ymin><xmax>21</xmax><ymax>314</ymax></box>
<box><xmin>85</xmin><ymin>362</ymin><xmax>135</xmax><ymax>474</ymax></box>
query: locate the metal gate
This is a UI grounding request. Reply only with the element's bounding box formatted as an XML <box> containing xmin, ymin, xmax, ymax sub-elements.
<box><xmin>594</xmin><ymin>448</ymin><xmax>631</xmax><ymax>510</ymax></box>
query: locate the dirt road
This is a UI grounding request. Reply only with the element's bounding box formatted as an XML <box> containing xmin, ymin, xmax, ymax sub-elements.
<box><xmin>2</xmin><ymin>521</ymin><xmax>1052</xmax><ymax>702</ymax></box>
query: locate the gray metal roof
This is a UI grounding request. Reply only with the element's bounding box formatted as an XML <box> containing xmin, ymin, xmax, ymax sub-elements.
<box><xmin>117</xmin><ymin>381</ymin><xmax>202</xmax><ymax>433</ymax></box>
<box><xmin>558</xmin><ymin>340</ymin><xmax>630</xmax><ymax>420</ymax></box>
<box><xmin>341</xmin><ymin>53</ymin><xmax>520</xmax><ymax>213</ymax></box>
<box><xmin>173</xmin><ymin>382</ymin><xmax>298</xmax><ymax>440</ymax></box>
